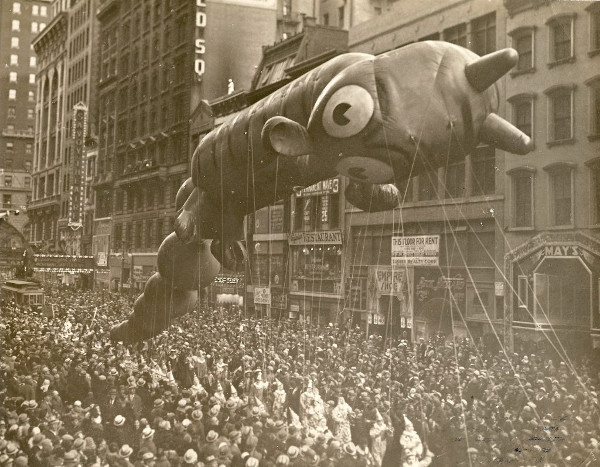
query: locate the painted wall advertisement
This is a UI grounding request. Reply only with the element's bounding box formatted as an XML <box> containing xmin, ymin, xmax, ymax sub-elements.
<box><xmin>391</xmin><ymin>235</ymin><xmax>440</xmax><ymax>266</ymax></box>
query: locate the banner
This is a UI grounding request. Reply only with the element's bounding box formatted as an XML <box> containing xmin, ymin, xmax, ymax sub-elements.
<box><xmin>391</xmin><ymin>235</ymin><xmax>440</xmax><ymax>266</ymax></box>
<box><xmin>298</xmin><ymin>178</ymin><xmax>339</xmax><ymax>197</ymax></box>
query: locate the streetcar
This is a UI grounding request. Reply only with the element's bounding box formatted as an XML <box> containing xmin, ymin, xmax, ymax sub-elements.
<box><xmin>1</xmin><ymin>280</ymin><xmax>45</xmax><ymax>310</ymax></box>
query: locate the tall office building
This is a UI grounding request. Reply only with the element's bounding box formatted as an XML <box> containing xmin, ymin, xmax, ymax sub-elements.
<box><xmin>28</xmin><ymin>0</ymin><xmax>98</xmax><ymax>256</ymax></box>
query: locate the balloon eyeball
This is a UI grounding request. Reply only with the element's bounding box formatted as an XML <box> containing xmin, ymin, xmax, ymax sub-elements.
<box><xmin>322</xmin><ymin>85</ymin><xmax>374</xmax><ymax>139</ymax></box>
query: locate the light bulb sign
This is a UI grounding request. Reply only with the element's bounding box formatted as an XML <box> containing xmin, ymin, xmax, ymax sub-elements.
<box><xmin>195</xmin><ymin>0</ymin><xmax>206</xmax><ymax>80</ymax></box>
<box><xmin>69</xmin><ymin>103</ymin><xmax>87</xmax><ymax>230</ymax></box>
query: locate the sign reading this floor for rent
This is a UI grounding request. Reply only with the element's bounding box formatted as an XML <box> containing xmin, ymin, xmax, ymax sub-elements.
<box><xmin>391</xmin><ymin>235</ymin><xmax>440</xmax><ymax>266</ymax></box>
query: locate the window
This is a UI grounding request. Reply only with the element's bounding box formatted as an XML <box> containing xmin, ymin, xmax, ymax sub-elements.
<box><xmin>12</xmin><ymin>20</ymin><xmax>19</xmax><ymax>31</ymax></box>
<box><xmin>27</xmin><ymin>108</ymin><xmax>34</xmax><ymax>119</ymax></box>
<box><xmin>3</xmin><ymin>194</ymin><xmax>12</xmax><ymax>209</ymax></box>
<box><xmin>338</xmin><ymin>6</ymin><xmax>344</xmax><ymax>29</ymax></box>
<box><xmin>25</xmin><ymin>177</ymin><xmax>31</xmax><ymax>188</ymax></box>
<box><xmin>545</xmin><ymin>163</ymin><xmax>574</xmax><ymax>226</ymax></box>
<box><xmin>545</xmin><ymin>86</ymin><xmax>574</xmax><ymax>142</ymax></box>
<box><xmin>471</xmin><ymin>145</ymin><xmax>496</xmax><ymax>196</ymax></box>
<box><xmin>39</xmin><ymin>23</ymin><xmax>46</xmax><ymax>31</ymax></box>
<box><xmin>588</xmin><ymin>159</ymin><xmax>600</xmax><ymax>225</ymax></box>
<box><xmin>444</xmin><ymin>23</ymin><xmax>467</xmax><ymax>47</ymax></box>
<box><xmin>32</xmin><ymin>5</ymin><xmax>38</xmax><ymax>15</ymax></box>
<box><xmin>8</xmin><ymin>89</ymin><xmax>16</xmax><ymax>100</ymax></box>
<box><xmin>10</xmin><ymin>55</ymin><xmax>18</xmax><ymax>66</ymax></box>
<box><xmin>11</xmin><ymin>37</ymin><xmax>19</xmax><ymax>49</ymax></box>
<box><xmin>28</xmin><ymin>91</ymin><xmax>34</xmax><ymax>102</ymax></box>
<box><xmin>9</xmin><ymin>72</ymin><xmax>17</xmax><ymax>83</ymax></box>
<box><xmin>40</xmin><ymin>6</ymin><xmax>47</xmax><ymax>16</ymax></box>
<box><xmin>444</xmin><ymin>160</ymin><xmax>465</xmax><ymax>199</ymax></box>
<box><xmin>509</xmin><ymin>168</ymin><xmax>534</xmax><ymax>228</ymax></box>
<box><xmin>471</xmin><ymin>13</ymin><xmax>496</xmax><ymax>55</ymax></box>
<box><xmin>7</xmin><ymin>107</ymin><xmax>16</xmax><ymax>118</ymax></box>
<box><xmin>4</xmin><ymin>176</ymin><xmax>13</xmax><ymax>187</ymax></box>
<box><xmin>510</xmin><ymin>27</ymin><xmax>534</xmax><ymax>72</ymax></box>
<box><xmin>12</xmin><ymin>2</ymin><xmax>21</xmax><ymax>14</ymax></box>
<box><xmin>589</xmin><ymin>4</ymin><xmax>600</xmax><ymax>52</ymax></box>
<box><xmin>585</xmin><ymin>76</ymin><xmax>600</xmax><ymax>137</ymax></box>
<box><xmin>29</xmin><ymin>74</ymin><xmax>35</xmax><ymax>84</ymax></box>
<box><xmin>26</xmin><ymin>144</ymin><xmax>32</xmax><ymax>154</ymax></box>
<box><xmin>508</xmin><ymin>94</ymin><xmax>535</xmax><ymax>139</ymax></box>
<box><xmin>32</xmin><ymin>22</ymin><xmax>38</xmax><ymax>33</ymax></box>
<box><xmin>30</xmin><ymin>57</ymin><xmax>36</xmax><ymax>67</ymax></box>
<box><xmin>6</xmin><ymin>142</ymin><xmax>14</xmax><ymax>152</ymax></box>
<box><xmin>418</xmin><ymin>171</ymin><xmax>436</xmax><ymax>201</ymax></box>
<box><xmin>323</xmin><ymin>13</ymin><xmax>329</xmax><ymax>26</ymax></box>
<box><xmin>547</xmin><ymin>15</ymin><xmax>575</xmax><ymax>63</ymax></box>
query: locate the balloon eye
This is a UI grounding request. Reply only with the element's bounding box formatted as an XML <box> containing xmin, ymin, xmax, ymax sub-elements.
<box><xmin>322</xmin><ymin>85</ymin><xmax>374</xmax><ymax>138</ymax></box>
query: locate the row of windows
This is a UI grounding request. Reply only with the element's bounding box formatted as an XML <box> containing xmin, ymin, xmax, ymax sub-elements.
<box><xmin>510</xmin><ymin>161</ymin><xmax>600</xmax><ymax>228</ymax></box>
<box><xmin>510</xmin><ymin>81</ymin><xmax>600</xmax><ymax>142</ymax></box>
<box><xmin>510</xmin><ymin>8</ymin><xmax>600</xmax><ymax>74</ymax></box>
<box><xmin>9</xmin><ymin>54</ymin><xmax>37</xmax><ymax>67</ymax></box>
<box><xmin>11</xmin><ymin>20</ymin><xmax>46</xmax><ymax>33</ymax></box>
<box><xmin>8</xmin><ymin>72</ymin><xmax>36</xmax><ymax>84</ymax></box>
<box><xmin>11</xmin><ymin>3</ymin><xmax>48</xmax><ymax>16</ymax></box>
<box><xmin>113</xmin><ymin>218</ymin><xmax>172</xmax><ymax>251</ymax></box>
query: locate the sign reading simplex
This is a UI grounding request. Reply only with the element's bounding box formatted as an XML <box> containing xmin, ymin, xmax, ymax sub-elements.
<box><xmin>289</xmin><ymin>230</ymin><xmax>342</xmax><ymax>245</ymax></box>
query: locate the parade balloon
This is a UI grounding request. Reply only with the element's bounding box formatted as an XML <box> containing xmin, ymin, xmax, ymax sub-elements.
<box><xmin>110</xmin><ymin>41</ymin><xmax>532</xmax><ymax>343</ymax></box>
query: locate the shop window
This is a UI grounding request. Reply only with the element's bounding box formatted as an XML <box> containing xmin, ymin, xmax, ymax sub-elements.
<box><xmin>544</xmin><ymin>85</ymin><xmax>574</xmax><ymax>143</ymax></box>
<box><xmin>585</xmin><ymin>76</ymin><xmax>600</xmax><ymax>138</ymax></box>
<box><xmin>545</xmin><ymin>163</ymin><xmax>574</xmax><ymax>226</ymax></box>
<box><xmin>547</xmin><ymin>14</ymin><xmax>575</xmax><ymax>64</ymax></box>
<box><xmin>443</xmin><ymin>23</ymin><xmax>467</xmax><ymax>47</ymax></box>
<box><xmin>534</xmin><ymin>258</ymin><xmax>590</xmax><ymax>325</ymax></box>
<box><xmin>291</xmin><ymin>244</ymin><xmax>342</xmax><ymax>294</ymax></box>
<box><xmin>444</xmin><ymin>160</ymin><xmax>465</xmax><ymax>199</ymax></box>
<box><xmin>471</xmin><ymin>12</ymin><xmax>496</xmax><ymax>55</ymax></box>
<box><xmin>517</xmin><ymin>275</ymin><xmax>531</xmax><ymax>320</ymax></box>
<box><xmin>466</xmin><ymin>283</ymin><xmax>493</xmax><ymax>319</ymax></box>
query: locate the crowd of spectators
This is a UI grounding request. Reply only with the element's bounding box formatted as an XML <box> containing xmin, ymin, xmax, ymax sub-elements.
<box><xmin>1</xmin><ymin>285</ymin><xmax>599</xmax><ymax>466</ymax></box>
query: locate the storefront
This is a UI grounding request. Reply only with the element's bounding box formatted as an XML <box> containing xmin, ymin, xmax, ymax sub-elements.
<box><xmin>506</xmin><ymin>232</ymin><xmax>600</xmax><ymax>349</ymax></box>
<box><xmin>210</xmin><ymin>273</ymin><xmax>245</xmax><ymax>309</ymax></box>
<box><xmin>366</xmin><ymin>266</ymin><xmax>413</xmax><ymax>342</ymax></box>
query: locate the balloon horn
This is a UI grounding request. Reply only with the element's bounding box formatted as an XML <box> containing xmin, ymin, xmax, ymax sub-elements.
<box><xmin>478</xmin><ymin>113</ymin><xmax>533</xmax><ymax>155</ymax></box>
<box><xmin>464</xmin><ymin>48</ymin><xmax>519</xmax><ymax>92</ymax></box>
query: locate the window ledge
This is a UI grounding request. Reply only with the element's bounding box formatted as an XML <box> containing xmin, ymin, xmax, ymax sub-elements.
<box><xmin>547</xmin><ymin>56</ymin><xmax>576</xmax><ymax>68</ymax></box>
<box><xmin>547</xmin><ymin>138</ymin><xmax>575</xmax><ymax>148</ymax></box>
<box><xmin>588</xmin><ymin>49</ymin><xmax>600</xmax><ymax>58</ymax></box>
<box><xmin>588</xmin><ymin>134</ymin><xmax>600</xmax><ymax>142</ymax></box>
<box><xmin>510</xmin><ymin>67</ymin><xmax>535</xmax><ymax>78</ymax></box>
<box><xmin>586</xmin><ymin>224</ymin><xmax>600</xmax><ymax>229</ymax></box>
<box><xmin>507</xmin><ymin>226</ymin><xmax>536</xmax><ymax>232</ymax></box>
<box><xmin>546</xmin><ymin>225</ymin><xmax>575</xmax><ymax>231</ymax></box>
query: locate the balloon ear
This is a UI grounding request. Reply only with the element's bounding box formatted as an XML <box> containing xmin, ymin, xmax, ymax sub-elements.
<box><xmin>262</xmin><ymin>116</ymin><xmax>313</xmax><ymax>157</ymax></box>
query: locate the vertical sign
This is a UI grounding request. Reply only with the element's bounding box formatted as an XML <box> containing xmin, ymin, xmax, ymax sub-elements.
<box><xmin>70</xmin><ymin>103</ymin><xmax>87</xmax><ymax>229</ymax></box>
<box><xmin>195</xmin><ymin>0</ymin><xmax>206</xmax><ymax>80</ymax></box>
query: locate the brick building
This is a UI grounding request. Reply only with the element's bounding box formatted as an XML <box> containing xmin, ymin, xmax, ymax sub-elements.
<box><xmin>503</xmin><ymin>0</ymin><xmax>600</xmax><ymax>350</ymax></box>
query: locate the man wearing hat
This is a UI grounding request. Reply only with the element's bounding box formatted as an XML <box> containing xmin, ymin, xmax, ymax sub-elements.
<box><xmin>102</xmin><ymin>388</ymin><xmax>124</xmax><ymax>423</ymax></box>
<box><xmin>139</xmin><ymin>426</ymin><xmax>157</xmax><ymax>456</ymax></box>
<box><xmin>189</xmin><ymin>409</ymin><xmax>205</xmax><ymax>444</ymax></box>
<box><xmin>118</xmin><ymin>445</ymin><xmax>134</xmax><ymax>467</ymax></box>
<box><xmin>182</xmin><ymin>449</ymin><xmax>198</xmax><ymax>466</ymax></box>
<box><xmin>140</xmin><ymin>452</ymin><xmax>156</xmax><ymax>467</ymax></box>
<box><xmin>125</xmin><ymin>384</ymin><xmax>143</xmax><ymax>420</ymax></box>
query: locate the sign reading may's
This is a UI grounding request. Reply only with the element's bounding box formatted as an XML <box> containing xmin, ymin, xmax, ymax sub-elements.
<box><xmin>391</xmin><ymin>235</ymin><xmax>440</xmax><ymax>266</ymax></box>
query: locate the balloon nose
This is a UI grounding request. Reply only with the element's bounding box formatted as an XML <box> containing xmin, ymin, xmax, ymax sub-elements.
<box><xmin>464</xmin><ymin>48</ymin><xmax>519</xmax><ymax>92</ymax></box>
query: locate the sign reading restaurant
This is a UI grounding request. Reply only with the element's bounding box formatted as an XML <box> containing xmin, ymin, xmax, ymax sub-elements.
<box><xmin>391</xmin><ymin>235</ymin><xmax>440</xmax><ymax>266</ymax></box>
<box><xmin>288</xmin><ymin>230</ymin><xmax>343</xmax><ymax>245</ymax></box>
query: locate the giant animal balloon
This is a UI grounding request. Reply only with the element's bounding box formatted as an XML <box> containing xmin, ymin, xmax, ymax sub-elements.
<box><xmin>110</xmin><ymin>41</ymin><xmax>532</xmax><ymax>342</ymax></box>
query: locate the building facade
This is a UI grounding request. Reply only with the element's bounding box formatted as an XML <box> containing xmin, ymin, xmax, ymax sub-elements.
<box><xmin>0</xmin><ymin>170</ymin><xmax>31</xmax><ymax>236</ymax></box>
<box><xmin>503</xmin><ymin>0</ymin><xmax>600</xmax><ymax>349</ymax></box>
<box><xmin>0</xmin><ymin>0</ymin><xmax>52</xmax><ymax>173</ymax></box>
<box><xmin>29</xmin><ymin>0</ymin><xmax>98</xmax><ymax>257</ymax></box>
<box><xmin>343</xmin><ymin>0</ymin><xmax>508</xmax><ymax>344</ymax></box>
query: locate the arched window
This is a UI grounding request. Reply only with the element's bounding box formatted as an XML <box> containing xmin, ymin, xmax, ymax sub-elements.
<box><xmin>544</xmin><ymin>162</ymin><xmax>576</xmax><ymax>226</ymax></box>
<box><xmin>507</xmin><ymin>167</ymin><xmax>536</xmax><ymax>228</ymax></box>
